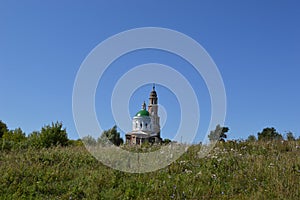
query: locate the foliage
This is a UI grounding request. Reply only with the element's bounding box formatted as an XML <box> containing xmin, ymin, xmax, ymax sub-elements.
<box><xmin>162</xmin><ymin>138</ymin><xmax>172</xmax><ymax>144</ymax></box>
<box><xmin>27</xmin><ymin>131</ymin><xmax>42</xmax><ymax>148</ymax></box>
<box><xmin>286</xmin><ymin>131</ymin><xmax>296</xmax><ymax>141</ymax></box>
<box><xmin>39</xmin><ymin>122</ymin><xmax>69</xmax><ymax>148</ymax></box>
<box><xmin>68</xmin><ymin>139</ymin><xmax>84</xmax><ymax>146</ymax></box>
<box><xmin>1</xmin><ymin>128</ymin><xmax>27</xmax><ymax>151</ymax></box>
<box><xmin>257</xmin><ymin>127</ymin><xmax>283</xmax><ymax>141</ymax></box>
<box><xmin>1</xmin><ymin>119</ymin><xmax>300</xmax><ymax>199</ymax></box>
<box><xmin>98</xmin><ymin>125</ymin><xmax>123</xmax><ymax>146</ymax></box>
<box><xmin>208</xmin><ymin>125</ymin><xmax>229</xmax><ymax>142</ymax></box>
<box><xmin>0</xmin><ymin>141</ymin><xmax>299</xmax><ymax>199</ymax></box>
<box><xmin>2</xmin><ymin>128</ymin><xmax>26</xmax><ymax>143</ymax></box>
<box><xmin>82</xmin><ymin>135</ymin><xmax>97</xmax><ymax>146</ymax></box>
<box><xmin>247</xmin><ymin>134</ymin><xmax>257</xmax><ymax>142</ymax></box>
<box><xmin>0</xmin><ymin>120</ymin><xmax>8</xmax><ymax>138</ymax></box>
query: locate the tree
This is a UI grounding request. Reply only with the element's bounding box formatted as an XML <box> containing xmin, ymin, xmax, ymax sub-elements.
<box><xmin>27</xmin><ymin>131</ymin><xmax>41</xmax><ymax>148</ymax></box>
<box><xmin>286</xmin><ymin>131</ymin><xmax>295</xmax><ymax>141</ymax></box>
<box><xmin>162</xmin><ymin>138</ymin><xmax>172</xmax><ymax>144</ymax></box>
<box><xmin>82</xmin><ymin>135</ymin><xmax>97</xmax><ymax>146</ymax></box>
<box><xmin>39</xmin><ymin>122</ymin><xmax>68</xmax><ymax>148</ymax></box>
<box><xmin>257</xmin><ymin>127</ymin><xmax>283</xmax><ymax>141</ymax></box>
<box><xmin>98</xmin><ymin>125</ymin><xmax>123</xmax><ymax>146</ymax></box>
<box><xmin>2</xmin><ymin>128</ymin><xmax>26</xmax><ymax>143</ymax></box>
<box><xmin>0</xmin><ymin>120</ymin><xmax>8</xmax><ymax>138</ymax></box>
<box><xmin>247</xmin><ymin>135</ymin><xmax>257</xmax><ymax>142</ymax></box>
<box><xmin>208</xmin><ymin>125</ymin><xmax>229</xmax><ymax>142</ymax></box>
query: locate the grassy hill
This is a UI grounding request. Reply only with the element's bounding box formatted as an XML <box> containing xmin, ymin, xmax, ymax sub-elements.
<box><xmin>1</xmin><ymin>141</ymin><xmax>299</xmax><ymax>199</ymax></box>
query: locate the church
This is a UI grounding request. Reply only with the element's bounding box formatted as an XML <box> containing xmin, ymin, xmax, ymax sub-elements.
<box><xmin>125</xmin><ymin>85</ymin><xmax>162</xmax><ymax>145</ymax></box>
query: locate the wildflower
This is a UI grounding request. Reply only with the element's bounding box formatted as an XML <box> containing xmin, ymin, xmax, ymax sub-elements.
<box><xmin>196</xmin><ymin>171</ymin><xmax>202</xmax><ymax>177</ymax></box>
<box><xmin>179</xmin><ymin>160</ymin><xmax>186</xmax><ymax>165</ymax></box>
<box><xmin>269</xmin><ymin>163</ymin><xmax>275</xmax><ymax>168</ymax></box>
<box><xmin>211</xmin><ymin>174</ymin><xmax>217</xmax><ymax>179</ymax></box>
<box><xmin>182</xmin><ymin>191</ymin><xmax>186</xmax><ymax>199</ymax></box>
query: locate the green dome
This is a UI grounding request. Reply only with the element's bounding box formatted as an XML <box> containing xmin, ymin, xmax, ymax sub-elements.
<box><xmin>135</xmin><ymin>109</ymin><xmax>150</xmax><ymax>117</ymax></box>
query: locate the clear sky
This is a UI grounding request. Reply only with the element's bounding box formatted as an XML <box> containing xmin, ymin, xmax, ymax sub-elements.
<box><xmin>1</xmin><ymin>0</ymin><xmax>300</xmax><ymax>142</ymax></box>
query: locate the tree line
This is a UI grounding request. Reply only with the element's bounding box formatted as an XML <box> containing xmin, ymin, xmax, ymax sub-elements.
<box><xmin>208</xmin><ymin>125</ymin><xmax>298</xmax><ymax>142</ymax></box>
<box><xmin>0</xmin><ymin>120</ymin><xmax>126</xmax><ymax>151</ymax></box>
<box><xmin>0</xmin><ymin>120</ymin><xmax>299</xmax><ymax>151</ymax></box>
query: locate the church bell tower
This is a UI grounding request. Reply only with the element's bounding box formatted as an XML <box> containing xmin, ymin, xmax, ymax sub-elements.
<box><xmin>148</xmin><ymin>84</ymin><xmax>160</xmax><ymax>136</ymax></box>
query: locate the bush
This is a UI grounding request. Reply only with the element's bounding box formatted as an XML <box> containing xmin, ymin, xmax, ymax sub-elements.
<box><xmin>27</xmin><ymin>131</ymin><xmax>42</xmax><ymax>148</ymax></box>
<box><xmin>0</xmin><ymin>120</ymin><xmax>8</xmax><ymax>138</ymax></box>
<box><xmin>82</xmin><ymin>135</ymin><xmax>97</xmax><ymax>146</ymax></box>
<box><xmin>2</xmin><ymin>128</ymin><xmax>26</xmax><ymax>143</ymax></box>
<box><xmin>98</xmin><ymin>125</ymin><xmax>123</xmax><ymax>146</ymax></box>
<box><xmin>258</xmin><ymin>127</ymin><xmax>283</xmax><ymax>141</ymax></box>
<box><xmin>26</xmin><ymin>122</ymin><xmax>69</xmax><ymax>149</ymax></box>
<box><xmin>1</xmin><ymin>138</ymin><xmax>13</xmax><ymax>151</ymax></box>
<box><xmin>39</xmin><ymin>122</ymin><xmax>68</xmax><ymax>148</ymax></box>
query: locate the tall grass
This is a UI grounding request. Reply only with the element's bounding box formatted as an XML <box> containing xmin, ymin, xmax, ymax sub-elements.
<box><xmin>0</xmin><ymin>141</ymin><xmax>299</xmax><ymax>199</ymax></box>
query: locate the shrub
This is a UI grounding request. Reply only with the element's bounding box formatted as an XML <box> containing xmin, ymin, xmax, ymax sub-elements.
<box><xmin>258</xmin><ymin>127</ymin><xmax>283</xmax><ymax>141</ymax></box>
<box><xmin>39</xmin><ymin>122</ymin><xmax>68</xmax><ymax>148</ymax></box>
<box><xmin>82</xmin><ymin>135</ymin><xmax>97</xmax><ymax>146</ymax></box>
<box><xmin>0</xmin><ymin>120</ymin><xmax>8</xmax><ymax>138</ymax></box>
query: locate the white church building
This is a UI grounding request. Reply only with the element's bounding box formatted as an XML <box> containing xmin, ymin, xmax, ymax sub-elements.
<box><xmin>125</xmin><ymin>85</ymin><xmax>162</xmax><ymax>145</ymax></box>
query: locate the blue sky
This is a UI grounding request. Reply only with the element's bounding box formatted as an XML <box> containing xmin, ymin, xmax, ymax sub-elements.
<box><xmin>1</xmin><ymin>1</ymin><xmax>299</xmax><ymax>142</ymax></box>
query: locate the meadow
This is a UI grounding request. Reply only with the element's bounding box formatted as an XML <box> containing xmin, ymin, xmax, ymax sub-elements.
<box><xmin>1</xmin><ymin>140</ymin><xmax>299</xmax><ymax>199</ymax></box>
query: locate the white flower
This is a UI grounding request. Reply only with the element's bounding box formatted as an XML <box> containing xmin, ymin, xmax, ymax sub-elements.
<box><xmin>184</xmin><ymin>169</ymin><xmax>192</xmax><ymax>174</ymax></box>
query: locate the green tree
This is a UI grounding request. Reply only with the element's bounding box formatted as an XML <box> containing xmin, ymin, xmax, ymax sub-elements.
<box><xmin>39</xmin><ymin>122</ymin><xmax>68</xmax><ymax>148</ymax></box>
<box><xmin>82</xmin><ymin>135</ymin><xmax>97</xmax><ymax>146</ymax></box>
<box><xmin>68</xmin><ymin>139</ymin><xmax>84</xmax><ymax>146</ymax></box>
<box><xmin>257</xmin><ymin>127</ymin><xmax>283</xmax><ymax>141</ymax></box>
<box><xmin>162</xmin><ymin>138</ymin><xmax>172</xmax><ymax>144</ymax></box>
<box><xmin>0</xmin><ymin>120</ymin><xmax>8</xmax><ymax>138</ymax></box>
<box><xmin>247</xmin><ymin>135</ymin><xmax>257</xmax><ymax>142</ymax></box>
<box><xmin>98</xmin><ymin>125</ymin><xmax>123</xmax><ymax>146</ymax></box>
<box><xmin>2</xmin><ymin>128</ymin><xmax>26</xmax><ymax>143</ymax></box>
<box><xmin>286</xmin><ymin>131</ymin><xmax>295</xmax><ymax>141</ymax></box>
<box><xmin>208</xmin><ymin>125</ymin><xmax>229</xmax><ymax>142</ymax></box>
<box><xmin>27</xmin><ymin>131</ymin><xmax>41</xmax><ymax>148</ymax></box>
